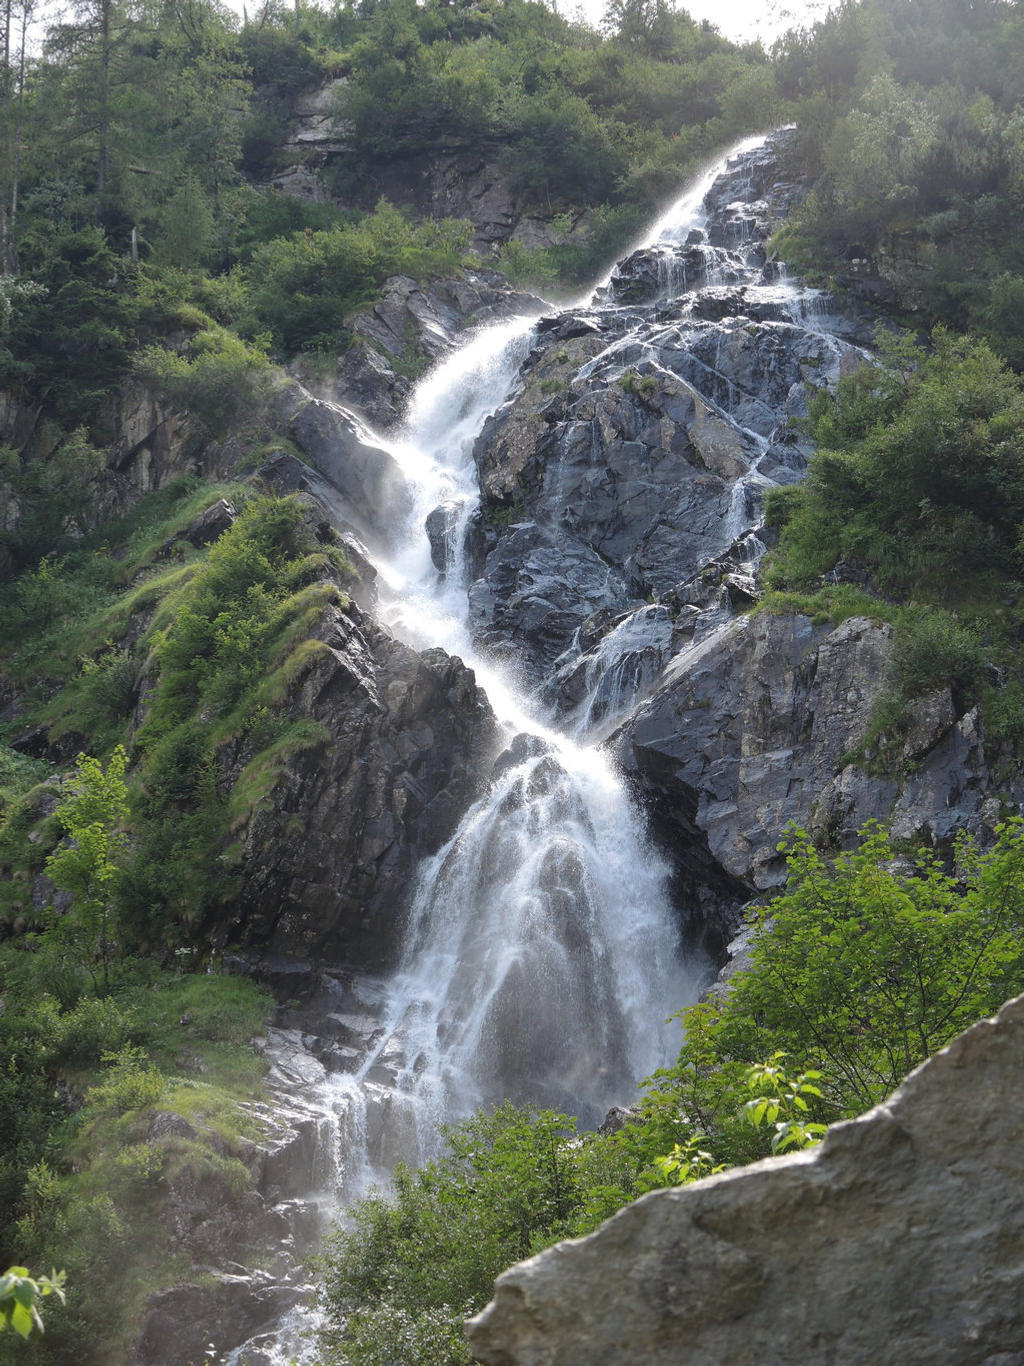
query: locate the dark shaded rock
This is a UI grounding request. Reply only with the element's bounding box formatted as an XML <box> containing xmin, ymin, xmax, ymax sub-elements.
<box><xmin>607</xmin><ymin>244</ymin><xmax>726</xmax><ymax>304</ymax></box>
<box><xmin>468</xmin><ymin>521</ymin><xmax>636</xmax><ymax>677</ymax></box>
<box><xmin>182</xmin><ymin>497</ymin><xmax>236</xmax><ymax>547</ymax></box>
<box><xmin>468</xmin><ymin>992</ymin><xmax>1024</xmax><ymax>1366</ymax></box>
<box><xmin>223</xmin><ymin>595</ymin><xmax>501</xmax><ymax>969</ymax></box>
<box><xmin>426</xmin><ymin>499</ymin><xmax>462</xmax><ymax>574</ymax></box>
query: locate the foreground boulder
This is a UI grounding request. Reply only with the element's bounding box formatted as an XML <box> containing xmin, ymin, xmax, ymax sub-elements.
<box><xmin>467</xmin><ymin>991</ymin><xmax>1024</xmax><ymax>1366</ymax></box>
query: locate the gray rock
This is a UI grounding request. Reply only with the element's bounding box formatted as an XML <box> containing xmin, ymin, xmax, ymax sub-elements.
<box><xmin>223</xmin><ymin>594</ymin><xmax>501</xmax><ymax>968</ymax></box>
<box><xmin>271</xmin><ymin>381</ymin><xmax>412</xmax><ymax>544</ymax></box>
<box><xmin>613</xmin><ymin>612</ymin><xmax>992</xmax><ymax>894</ymax></box>
<box><xmin>465</xmin><ymin>132</ymin><xmax>867</xmax><ymax>680</ymax></box>
<box><xmin>467</xmin><ymin>991</ymin><xmax>1024</xmax><ymax>1366</ymax></box>
<box><xmin>469</xmin><ymin>521</ymin><xmax>636</xmax><ymax>676</ymax></box>
<box><xmin>182</xmin><ymin>497</ymin><xmax>236</xmax><ymax>547</ymax></box>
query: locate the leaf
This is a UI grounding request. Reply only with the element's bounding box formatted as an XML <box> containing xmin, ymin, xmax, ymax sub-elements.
<box><xmin>10</xmin><ymin>1300</ymin><xmax>34</xmax><ymax>1339</ymax></box>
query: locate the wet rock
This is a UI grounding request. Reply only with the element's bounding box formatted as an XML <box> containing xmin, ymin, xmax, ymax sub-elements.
<box><xmin>426</xmin><ymin>499</ymin><xmax>463</xmax><ymax>574</ymax></box>
<box><xmin>271</xmin><ymin>381</ymin><xmax>412</xmax><ymax>544</ymax></box>
<box><xmin>467</xmin><ymin>992</ymin><xmax>1024</xmax><ymax>1366</ymax></box>
<box><xmin>542</xmin><ymin>604</ymin><xmax>674</xmax><ymax>733</ymax></box>
<box><xmin>469</xmin><ymin>521</ymin><xmax>636</xmax><ymax>677</ymax></box>
<box><xmin>131</xmin><ymin>1272</ymin><xmax>307</xmax><ymax>1366</ymax></box>
<box><xmin>322</xmin><ymin>269</ymin><xmax>545</xmax><ymax>429</ymax></box>
<box><xmin>465</xmin><ymin>131</ymin><xmax>866</xmax><ymax>681</ymax></box>
<box><xmin>607</xmin><ymin>244</ymin><xmax>723</xmax><ymax>304</ymax></box>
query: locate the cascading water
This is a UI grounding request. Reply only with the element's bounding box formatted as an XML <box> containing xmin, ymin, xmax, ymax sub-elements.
<box><xmin>223</xmin><ymin>129</ymin><xmax>866</xmax><ymax>1366</ymax></box>
<box><xmin>319</xmin><ymin>299</ymin><xmax>694</xmax><ymax>1175</ymax></box>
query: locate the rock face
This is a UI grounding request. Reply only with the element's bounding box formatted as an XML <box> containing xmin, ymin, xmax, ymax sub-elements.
<box><xmin>612</xmin><ymin>611</ymin><xmax>993</xmax><ymax>895</ymax></box>
<box><xmin>222</xmin><ymin>589</ymin><xmax>501</xmax><ymax>969</ymax></box>
<box><xmin>466</xmin><ymin>991</ymin><xmax>1024</xmax><ymax>1366</ymax></box>
<box><xmin>315</xmin><ymin>269</ymin><xmax>546</xmax><ymax>431</ymax></box>
<box><xmin>464</xmin><ymin>130</ymin><xmax>869</xmax><ymax>688</ymax></box>
<box><xmin>270</xmin><ymin>86</ymin><xmax>593</xmax><ymax>256</ymax></box>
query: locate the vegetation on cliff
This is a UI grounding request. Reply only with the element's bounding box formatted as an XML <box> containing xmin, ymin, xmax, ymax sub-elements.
<box><xmin>1</xmin><ymin>0</ymin><xmax>1024</xmax><ymax>1360</ymax></box>
<box><xmin>764</xmin><ymin>326</ymin><xmax>1024</xmax><ymax>756</ymax></box>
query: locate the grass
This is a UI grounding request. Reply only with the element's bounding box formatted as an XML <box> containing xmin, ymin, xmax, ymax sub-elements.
<box><xmin>7</xmin><ymin>972</ymin><xmax>273</xmax><ymax>1363</ymax></box>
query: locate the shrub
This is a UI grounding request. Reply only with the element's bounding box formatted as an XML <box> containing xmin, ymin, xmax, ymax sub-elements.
<box><xmin>133</xmin><ymin>328</ymin><xmax>270</xmax><ymax>436</ymax></box>
<box><xmin>651</xmin><ymin>820</ymin><xmax>1024</xmax><ymax>1123</ymax></box>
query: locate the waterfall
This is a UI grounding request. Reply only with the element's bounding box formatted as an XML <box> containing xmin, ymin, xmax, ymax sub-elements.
<box><xmin>225</xmin><ymin>129</ymin><xmax>848</xmax><ymax>1365</ymax></box>
<box><xmin>328</xmin><ymin>144</ymin><xmax>802</xmax><ymax>1169</ymax></box>
<box><xmin>322</xmin><ymin>310</ymin><xmax>696</xmax><ymax>1172</ymax></box>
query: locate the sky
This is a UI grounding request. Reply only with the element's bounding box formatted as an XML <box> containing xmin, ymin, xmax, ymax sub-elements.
<box><xmin>562</xmin><ymin>0</ymin><xmax>836</xmax><ymax>44</ymax></box>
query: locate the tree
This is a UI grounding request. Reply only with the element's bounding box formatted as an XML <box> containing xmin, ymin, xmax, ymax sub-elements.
<box><xmin>45</xmin><ymin>747</ymin><xmax>130</xmax><ymax>995</ymax></box>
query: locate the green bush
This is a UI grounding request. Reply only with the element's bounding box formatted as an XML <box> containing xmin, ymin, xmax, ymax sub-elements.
<box><xmin>890</xmin><ymin>607</ymin><xmax>985</xmax><ymax>699</ymax></box>
<box><xmin>650</xmin><ymin>820</ymin><xmax>1024</xmax><ymax>1127</ymax></box>
<box><xmin>133</xmin><ymin>327</ymin><xmax>271</xmax><ymax>436</ymax></box>
<box><xmin>242</xmin><ymin>202</ymin><xmax>472</xmax><ymax>355</ymax></box>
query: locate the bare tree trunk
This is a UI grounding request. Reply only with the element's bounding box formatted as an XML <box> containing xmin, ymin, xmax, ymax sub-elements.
<box><xmin>2</xmin><ymin>0</ymin><xmax>12</xmax><ymax>268</ymax></box>
<box><xmin>97</xmin><ymin>0</ymin><xmax>110</xmax><ymax>218</ymax></box>
<box><xmin>10</xmin><ymin>0</ymin><xmax>30</xmax><ymax>266</ymax></box>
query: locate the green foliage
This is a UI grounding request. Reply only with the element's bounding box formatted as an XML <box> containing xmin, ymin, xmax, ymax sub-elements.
<box><xmin>659</xmin><ymin>821</ymin><xmax>1024</xmax><ymax>1121</ymax></box>
<box><xmin>317</xmin><ymin>1103</ymin><xmax>641</xmax><ymax>1365</ymax></box>
<box><xmin>0</xmin><ymin>1267</ymin><xmax>66</xmax><ymax>1339</ymax></box>
<box><xmin>133</xmin><ymin>327</ymin><xmax>271</xmax><ymax>436</ymax></box>
<box><xmin>618</xmin><ymin>367</ymin><xmax>658</xmax><ymax>398</ymax></box>
<box><xmin>772</xmin><ymin>330</ymin><xmax>1024</xmax><ymax>596</ymax></box>
<box><xmin>765</xmin><ymin>329</ymin><xmax>1024</xmax><ymax>748</ymax></box>
<box><xmin>740</xmin><ymin>1055</ymin><xmax>827</xmax><ymax>1154</ymax></box>
<box><xmin>241</xmin><ymin>202</ymin><xmax>473</xmax><ymax>355</ymax></box>
<box><xmin>0</xmin><ymin>968</ymin><xmax>272</xmax><ymax>1362</ymax></box>
<box><xmin>773</xmin><ymin>0</ymin><xmax>1024</xmax><ymax>351</ymax></box>
<box><xmin>652</xmin><ymin>1132</ymin><xmax>725</xmax><ymax>1186</ymax></box>
<box><xmin>45</xmin><ymin>748</ymin><xmax>130</xmax><ymax>994</ymax></box>
<box><xmin>0</xmin><ymin>429</ymin><xmax>105</xmax><ymax>573</ymax></box>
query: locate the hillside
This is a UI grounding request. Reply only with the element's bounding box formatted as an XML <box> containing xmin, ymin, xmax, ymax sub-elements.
<box><xmin>2</xmin><ymin>1</ymin><xmax>1024</xmax><ymax>1362</ymax></box>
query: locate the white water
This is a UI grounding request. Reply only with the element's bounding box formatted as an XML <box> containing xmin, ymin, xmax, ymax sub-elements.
<box><xmin>306</xmin><ymin>146</ymin><xmax>799</xmax><ymax>1190</ymax></box>
<box><xmin>226</xmin><ymin>130</ymin><xmax>830</xmax><ymax>1364</ymax></box>
<box><xmin>319</xmin><ymin>312</ymin><xmax>692</xmax><ymax>1173</ymax></box>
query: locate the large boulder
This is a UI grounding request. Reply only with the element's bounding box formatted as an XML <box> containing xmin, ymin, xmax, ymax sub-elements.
<box><xmin>271</xmin><ymin>380</ymin><xmax>412</xmax><ymax>546</ymax></box>
<box><xmin>467</xmin><ymin>991</ymin><xmax>1024</xmax><ymax>1366</ymax></box>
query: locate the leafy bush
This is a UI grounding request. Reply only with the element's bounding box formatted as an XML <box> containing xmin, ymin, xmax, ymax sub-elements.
<box><xmin>133</xmin><ymin>327</ymin><xmax>271</xmax><ymax>436</ymax></box>
<box><xmin>316</xmin><ymin>1104</ymin><xmax>628</xmax><ymax>1365</ymax></box>
<box><xmin>242</xmin><ymin>202</ymin><xmax>472</xmax><ymax>355</ymax></box>
<box><xmin>650</xmin><ymin>820</ymin><xmax>1024</xmax><ymax>1126</ymax></box>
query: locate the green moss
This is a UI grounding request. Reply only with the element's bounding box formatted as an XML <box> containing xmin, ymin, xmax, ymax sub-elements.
<box><xmin>4</xmin><ymin>974</ymin><xmax>274</xmax><ymax>1363</ymax></box>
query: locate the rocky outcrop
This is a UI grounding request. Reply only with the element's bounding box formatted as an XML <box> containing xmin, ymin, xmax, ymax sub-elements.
<box><xmin>612</xmin><ymin>611</ymin><xmax>994</xmax><ymax>894</ymax></box>
<box><xmin>223</xmin><ymin>591</ymin><xmax>501</xmax><ymax>968</ymax></box>
<box><xmin>270</xmin><ymin>93</ymin><xmax>593</xmax><ymax>255</ymax></box>
<box><xmin>462</xmin><ymin>130</ymin><xmax>869</xmax><ymax>687</ymax></box>
<box><xmin>467</xmin><ymin>991</ymin><xmax>1024</xmax><ymax>1366</ymax></box>
<box><xmin>310</xmin><ymin>269</ymin><xmax>545</xmax><ymax>431</ymax></box>
<box><xmin>270</xmin><ymin>379</ymin><xmax>413</xmax><ymax>546</ymax></box>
